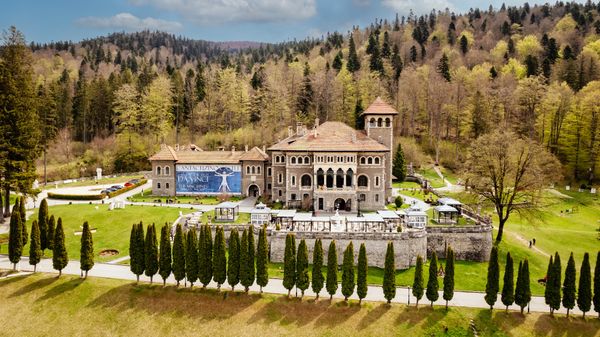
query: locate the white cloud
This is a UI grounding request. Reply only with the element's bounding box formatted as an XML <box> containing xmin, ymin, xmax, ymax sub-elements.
<box><xmin>382</xmin><ymin>0</ymin><xmax>454</xmax><ymax>13</ymax></box>
<box><xmin>76</xmin><ymin>12</ymin><xmax>183</xmax><ymax>32</ymax></box>
<box><xmin>129</xmin><ymin>0</ymin><xmax>317</xmax><ymax>24</ymax></box>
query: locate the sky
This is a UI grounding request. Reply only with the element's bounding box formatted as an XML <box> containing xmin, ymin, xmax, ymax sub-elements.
<box><xmin>0</xmin><ymin>0</ymin><xmax>578</xmax><ymax>44</ymax></box>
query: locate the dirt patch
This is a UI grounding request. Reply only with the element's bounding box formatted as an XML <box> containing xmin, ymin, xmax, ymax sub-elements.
<box><xmin>99</xmin><ymin>249</ymin><xmax>119</xmax><ymax>257</ymax></box>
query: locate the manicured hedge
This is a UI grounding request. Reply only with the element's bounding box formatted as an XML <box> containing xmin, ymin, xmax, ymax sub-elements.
<box><xmin>47</xmin><ymin>179</ymin><xmax>147</xmax><ymax>200</ymax></box>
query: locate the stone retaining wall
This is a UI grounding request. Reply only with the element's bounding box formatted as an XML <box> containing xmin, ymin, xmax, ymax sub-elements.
<box><xmin>425</xmin><ymin>225</ymin><xmax>493</xmax><ymax>261</ymax></box>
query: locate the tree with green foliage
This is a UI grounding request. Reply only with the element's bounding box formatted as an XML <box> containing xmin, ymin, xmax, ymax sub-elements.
<box><xmin>296</xmin><ymin>239</ymin><xmax>309</xmax><ymax>298</ymax></box>
<box><xmin>228</xmin><ymin>228</ymin><xmax>241</xmax><ymax>291</ymax></box>
<box><xmin>544</xmin><ymin>255</ymin><xmax>553</xmax><ymax>306</ymax></box>
<box><xmin>8</xmin><ymin>210</ymin><xmax>23</xmax><ymax>270</ymax></box>
<box><xmin>443</xmin><ymin>248</ymin><xmax>455</xmax><ymax>309</ymax></box>
<box><xmin>198</xmin><ymin>225</ymin><xmax>213</xmax><ymax>288</ymax></box>
<box><xmin>354</xmin><ymin>99</ymin><xmax>364</xmax><ymax>130</ymax></box>
<box><xmin>381</xmin><ymin>31</ymin><xmax>391</xmax><ymax>58</ymax></box>
<box><xmin>426</xmin><ymin>252</ymin><xmax>439</xmax><ymax>306</ymax></box>
<box><xmin>392</xmin><ymin>144</ymin><xmax>407</xmax><ymax>182</ymax></box>
<box><xmin>38</xmin><ymin>199</ymin><xmax>48</xmax><ymax>252</ymax></box>
<box><xmin>346</xmin><ymin>34</ymin><xmax>360</xmax><ymax>73</ymax></box>
<box><xmin>437</xmin><ymin>53</ymin><xmax>451</xmax><ymax>82</ymax></box>
<box><xmin>185</xmin><ymin>228</ymin><xmax>199</xmax><ymax>287</ymax></box>
<box><xmin>341</xmin><ymin>241</ymin><xmax>355</xmax><ymax>301</ymax></box>
<box><xmin>80</xmin><ymin>221</ymin><xmax>94</xmax><ymax>278</ymax></box>
<box><xmin>332</xmin><ymin>50</ymin><xmax>343</xmax><ymax>72</ymax></box>
<box><xmin>326</xmin><ymin>240</ymin><xmax>338</xmax><ymax>300</ymax></box>
<box><xmin>501</xmin><ymin>252</ymin><xmax>514</xmax><ymax>311</ymax></box>
<box><xmin>413</xmin><ymin>255</ymin><xmax>425</xmax><ymax>307</ymax></box>
<box><xmin>357</xmin><ymin>243</ymin><xmax>368</xmax><ymax>304</ymax></box>
<box><xmin>256</xmin><ymin>225</ymin><xmax>269</xmax><ymax>293</ymax></box>
<box><xmin>172</xmin><ymin>224</ymin><xmax>186</xmax><ymax>286</ymax></box>
<box><xmin>212</xmin><ymin>226</ymin><xmax>227</xmax><ymax>290</ymax></box>
<box><xmin>241</xmin><ymin>226</ymin><xmax>256</xmax><ymax>292</ymax></box>
<box><xmin>47</xmin><ymin>215</ymin><xmax>55</xmax><ymax>251</ymax></box>
<box><xmin>562</xmin><ymin>252</ymin><xmax>576</xmax><ymax>317</ymax></box>
<box><xmin>283</xmin><ymin>233</ymin><xmax>296</xmax><ymax>297</ymax></box>
<box><xmin>129</xmin><ymin>223</ymin><xmax>142</xmax><ymax>282</ymax></box>
<box><xmin>144</xmin><ymin>224</ymin><xmax>159</xmax><ymax>283</ymax></box>
<box><xmin>28</xmin><ymin>220</ymin><xmax>41</xmax><ymax>272</ymax></box>
<box><xmin>383</xmin><ymin>242</ymin><xmax>396</xmax><ymax>304</ymax></box>
<box><xmin>394</xmin><ymin>196</ymin><xmax>403</xmax><ymax>210</ymax></box>
<box><xmin>158</xmin><ymin>224</ymin><xmax>172</xmax><ymax>286</ymax></box>
<box><xmin>515</xmin><ymin>259</ymin><xmax>531</xmax><ymax>314</ymax></box>
<box><xmin>311</xmin><ymin>238</ymin><xmax>324</xmax><ymax>299</ymax></box>
<box><xmin>577</xmin><ymin>252</ymin><xmax>591</xmax><ymax>317</ymax></box>
<box><xmin>18</xmin><ymin>197</ymin><xmax>27</xmax><ymax>246</ymax></box>
<box><xmin>460</xmin><ymin>35</ymin><xmax>469</xmax><ymax>54</ymax></box>
<box><xmin>547</xmin><ymin>252</ymin><xmax>562</xmax><ymax>314</ymax></box>
<box><xmin>593</xmin><ymin>251</ymin><xmax>600</xmax><ymax>318</ymax></box>
<box><xmin>52</xmin><ymin>218</ymin><xmax>68</xmax><ymax>276</ymax></box>
<box><xmin>485</xmin><ymin>246</ymin><xmax>499</xmax><ymax>309</ymax></box>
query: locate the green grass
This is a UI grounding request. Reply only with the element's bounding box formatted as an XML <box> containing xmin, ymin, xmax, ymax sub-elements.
<box><xmin>1</xmin><ymin>274</ymin><xmax>598</xmax><ymax>337</ymax></box>
<box><xmin>127</xmin><ymin>190</ymin><xmax>242</xmax><ymax>205</ymax></box>
<box><xmin>43</xmin><ymin>175</ymin><xmax>145</xmax><ymax>190</ymax></box>
<box><xmin>418</xmin><ymin>167</ymin><xmax>446</xmax><ymax>188</ymax></box>
<box><xmin>392</xmin><ymin>181</ymin><xmax>421</xmax><ymax>189</ymax></box>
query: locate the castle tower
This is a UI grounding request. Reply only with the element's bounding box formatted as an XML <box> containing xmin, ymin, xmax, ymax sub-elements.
<box><xmin>363</xmin><ymin>97</ymin><xmax>398</xmax><ymax>201</ymax></box>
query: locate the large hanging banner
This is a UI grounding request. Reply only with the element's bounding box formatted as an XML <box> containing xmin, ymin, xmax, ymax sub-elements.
<box><xmin>176</xmin><ymin>164</ymin><xmax>242</xmax><ymax>195</ymax></box>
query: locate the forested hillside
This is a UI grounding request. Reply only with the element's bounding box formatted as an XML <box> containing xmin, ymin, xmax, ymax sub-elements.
<box><xmin>6</xmin><ymin>1</ymin><xmax>600</xmax><ymax>185</ymax></box>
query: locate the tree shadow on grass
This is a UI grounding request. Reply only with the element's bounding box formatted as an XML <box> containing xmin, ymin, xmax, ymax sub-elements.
<box><xmin>394</xmin><ymin>305</ymin><xmax>431</xmax><ymax>327</ymax></box>
<box><xmin>475</xmin><ymin>309</ymin><xmax>526</xmax><ymax>335</ymax></box>
<box><xmin>9</xmin><ymin>274</ymin><xmax>57</xmax><ymax>297</ymax></box>
<box><xmin>0</xmin><ymin>273</ymin><xmax>34</xmax><ymax>289</ymax></box>
<box><xmin>533</xmin><ymin>313</ymin><xmax>600</xmax><ymax>337</ymax></box>
<box><xmin>37</xmin><ymin>277</ymin><xmax>84</xmax><ymax>301</ymax></box>
<box><xmin>356</xmin><ymin>303</ymin><xmax>390</xmax><ymax>330</ymax></box>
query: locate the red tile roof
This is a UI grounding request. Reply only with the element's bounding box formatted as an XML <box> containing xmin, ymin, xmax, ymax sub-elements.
<box><xmin>363</xmin><ymin>96</ymin><xmax>398</xmax><ymax>115</ymax></box>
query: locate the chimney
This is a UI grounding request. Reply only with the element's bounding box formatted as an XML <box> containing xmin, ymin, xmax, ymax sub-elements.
<box><xmin>231</xmin><ymin>146</ymin><xmax>236</xmax><ymax>154</ymax></box>
<box><xmin>288</xmin><ymin>126</ymin><xmax>294</xmax><ymax>138</ymax></box>
<box><xmin>352</xmin><ymin>133</ymin><xmax>357</xmax><ymax>143</ymax></box>
<box><xmin>175</xmin><ymin>144</ymin><xmax>180</xmax><ymax>151</ymax></box>
<box><xmin>245</xmin><ymin>144</ymin><xmax>249</xmax><ymax>152</ymax></box>
<box><xmin>262</xmin><ymin>144</ymin><xmax>266</xmax><ymax>152</ymax></box>
<box><xmin>315</xmin><ymin>118</ymin><xmax>320</xmax><ymax>127</ymax></box>
<box><xmin>296</xmin><ymin>122</ymin><xmax>304</xmax><ymax>136</ymax></box>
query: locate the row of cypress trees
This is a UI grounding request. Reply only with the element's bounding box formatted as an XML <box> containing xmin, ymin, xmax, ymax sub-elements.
<box><xmin>129</xmin><ymin>223</ymin><xmax>270</xmax><ymax>291</ymax></box>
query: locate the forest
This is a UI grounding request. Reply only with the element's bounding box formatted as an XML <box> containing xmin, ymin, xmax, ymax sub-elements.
<box><xmin>3</xmin><ymin>1</ymin><xmax>600</xmax><ymax>186</ymax></box>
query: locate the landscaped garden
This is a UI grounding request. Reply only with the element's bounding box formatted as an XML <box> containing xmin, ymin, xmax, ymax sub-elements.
<box><xmin>127</xmin><ymin>189</ymin><xmax>241</xmax><ymax>205</ymax></box>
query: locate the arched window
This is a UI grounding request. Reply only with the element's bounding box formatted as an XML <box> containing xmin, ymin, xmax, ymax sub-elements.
<box><xmin>257</xmin><ymin>166</ymin><xmax>261</xmax><ymax>174</ymax></box>
<box><xmin>385</xmin><ymin>118</ymin><xmax>391</xmax><ymax>127</ymax></box>
<box><xmin>377</xmin><ymin>118</ymin><xmax>383</xmax><ymax>127</ymax></box>
<box><xmin>157</xmin><ymin>182</ymin><xmax>161</xmax><ymax>189</ymax></box>
<box><xmin>374</xmin><ymin>157</ymin><xmax>380</xmax><ymax>165</ymax></box>
<box><xmin>345</xmin><ymin>169</ymin><xmax>353</xmax><ymax>187</ymax></box>
<box><xmin>326</xmin><ymin>168</ymin><xmax>334</xmax><ymax>188</ymax></box>
<box><xmin>291</xmin><ymin>157</ymin><xmax>296</xmax><ymax>164</ymax></box>
<box><xmin>301</xmin><ymin>174</ymin><xmax>312</xmax><ymax>187</ymax></box>
<box><xmin>246</xmin><ymin>166</ymin><xmax>251</xmax><ymax>174</ymax></box>
<box><xmin>304</xmin><ymin>157</ymin><xmax>310</xmax><ymax>164</ymax></box>
<box><xmin>317</xmin><ymin>168</ymin><xmax>324</xmax><ymax>187</ymax></box>
<box><xmin>156</xmin><ymin>166</ymin><xmax>161</xmax><ymax>175</ymax></box>
<box><xmin>360</xmin><ymin>157</ymin><xmax>366</xmax><ymax>165</ymax></box>
<box><xmin>251</xmin><ymin>166</ymin><xmax>256</xmax><ymax>174</ymax></box>
<box><xmin>369</xmin><ymin>118</ymin><xmax>376</xmax><ymax>127</ymax></box>
<box><xmin>336</xmin><ymin>169</ymin><xmax>344</xmax><ymax>188</ymax></box>
<box><xmin>375</xmin><ymin>176</ymin><xmax>380</xmax><ymax>187</ymax></box>
<box><xmin>367</xmin><ymin>157</ymin><xmax>373</xmax><ymax>165</ymax></box>
<box><xmin>291</xmin><ymin>175</ymin><xmax>296</xmax><ymax>186</ymax></box>
<box><xmin>165</xmin><ymin>166</ymin><xmax>170</xmax><ymax>175</ymax></box>
<box><xmin>278</xmin><ymin>173</ymin><xmax>283</xmax><ymax>184</ymax></box>
<box><xmin>166</xmin><ymin>183</ymin><xmax>170</xmax><ymax>189</ymax></box>
<box><xmin>358</xmin><ymin>175</ymin><xmax>369</xmax><ymax>187</ymax></box>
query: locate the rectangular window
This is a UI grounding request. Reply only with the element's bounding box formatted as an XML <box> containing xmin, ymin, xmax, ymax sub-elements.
<box><xmin>375</xmin><ymin>176</ymin><xmax>380</xmax><ymax>187</ymax></box>
<box><xmin>291</xmin><ymin>175</ymin><xmax>296</xmax><ymax>186</ymax></box>
<box><xmin>268</xmin><ymin>167</ymin><xmax>272</xmax><ymax>177</ymax></box>
<box><xmin>278</xmin><ymin>173</ymin><xmax>283</xmax><ymax>184</ymax></box>
<box><xmin>278</xmin><ymin>190</ymin><xmax>282</xmax><ymax>197</ymax></box>
<box><xmin>291</xmin><ymin>193</ymin><xmax>297</xmax><ymax>200</ymax></box>
<box><xmin>375</xmin><ymin>194</ymin><xmax>379</xmax><ymax>202</ymax></box>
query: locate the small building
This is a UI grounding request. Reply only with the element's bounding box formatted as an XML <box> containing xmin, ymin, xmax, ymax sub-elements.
<box><xmin>292</xmin><ymin>212</ymin><xmax>313</xmax><ymax>231</ymax></box>
<box><xmin>273</xmin><ymin>209</ymin><xmax>297</xmax><ymax>230</ymax></box>
<box><xmin>250</xmin><ymin>202</ymin><xmax>271</xmax><ymax>226</ymax></box>
<box><xmin>406</xmin><ymin>208</ymin><xmax>428</xmax><ymax>229</ymax></box>
<box><xmin>438</xmin><ymin>197</ymin><xmax>463</xmax><ymax>214</ymax></box>
<box><xmin>433</xmin><ymin>204</ymin><xmax>459</xmax><ymax>225</ymax></box>
<box><xmin>346</xmin><ymin>213</ymin><xmax>386</xmax><ymax>232</ymax></box>
<box><xmin>214</xmin><ymin>201</ymin><xmax>239</xmax><ymax>222</ymax></box>
<box><xmin>377</xmin><ymin>210</ymin><xmax>401</xmax><ymax>231</ymax></box>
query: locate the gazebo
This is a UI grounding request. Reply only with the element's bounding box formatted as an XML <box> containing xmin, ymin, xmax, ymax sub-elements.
<box><xmin>250</xmin><ymin>202</ymin><xmax>271</xmax><ymax>226</ymax></box>
<box><xmin>406</xmin><ymin>208</ymin><xmax>428</xmax><ymax>229</ymax></box>
<box><xmin>377</xmin><ymin>210</ymin><xmax>401</xmax><ymax>232</ymax></box>
<box><xmin>433</xmin><ymin>204</ymin><xmax>459</xmax><ymax>225</ymax></box>
<box><xmin>438</xmin><ymin>197</ymin><xmax>463</xmax><ymax>214</ymax></box>
<box><xmin>214</xmin><ymin>201</ymin><xmax>239</xmax><ymax>222</ymax></box>
<box><xmin>273</xmin><ymin>209</ymin><xmax>296</xmax><ymax>230</ymax></box>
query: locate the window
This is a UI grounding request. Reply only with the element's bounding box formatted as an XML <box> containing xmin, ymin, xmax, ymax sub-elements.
<box><xmin>369</xmin><ymin>118</ymin><xmax>376</xmax><ymax>127</ymax></box>
<box><xmin>278</xmin><ymin>190</ymin><xmax>282</xmax><ymax>197</ymax></box>
<box><xmin>165</xmin><ymin>166</ymin><xmax>170</xmax><ymax>175</ymax></box>
<box><xmin>157</xmin><ymin>182</ymin><xmax>161</xmax><ymax>189</ymax></box>
<box><xmin>360</xmin><ymin>157</ymin><xmax>366</xmax><ymax>164</ymax></box>
<box><xmin>374</xmin><ymin>157</ymin><xmax>380</xmax><ymax>165</ymax></box>
<box><xmin>375</xmin><ymin>176</ymin><xmax>380</xmax><ymax>187</ymax></box>
<box><xmin>336</xmin><ymin>169</ymin><xmax>344</xmax><ymax>188</ymax></box>
<box><xmin>257</xmin><ymin>166</ymin><xmax>261</xmax><ymax>174</ymax></box>
<box><xmin>291</xmin><ymin>175</ymin><xmax>296</xmax><ymax>186</ymax></box>
<box><xmin>375</xmin><ymin>194</ymin><xmax>379</xmax><ymax>202</ymax></box>
<box><xmin>278</xmin><ymin>173</ymin><xmax>283</xmax><ymax>184</ymax></box>
<box><xmin>267</xmin><ymin>183</ymin><xmax>272</xmax><ymax>190</ymax></box>
<box><xmin>359</xmin><ymin>193</ymin><xmax>366</xmax><ymax>201</ymax></box>
<box><xmin>377</xmin><ymin>118</ymin><xmax>383</xmax><ymax>127</ymax></box>
<box><xmin>291</xmin><ymin>157</ymin><xmax>296</xmax><ymax>164</ymax></box>
<box><xmin>367</xmin><ymin>157</ymin><xmax>373</xmax><ymax>165</ymax></box>
<box><xmin>291</xmin><ymin>193</ymin><xmax>297</xmax><ymax>200</ymax></box>
<box><xmin>166</xmin><ymin>183</ymin><xmax>170</xmax><ymax>189</ymax></box>
<box><xmin>304</xmin><ymin>157</ymin><xmax>310</xmax><ymax>164</ymax></box>
<box><xmin>252</xmin><ymin>166</ymin><xmax>256</xmax><ymax>174</ymax></box>
<box><xmin>301</xmin><ymin>174</ymin><xmax>312</xmax><ymax>187</ymax></box>
<box><xmin>247</xmin><ymin>166</ymin><xmax>251</xmax><ymax>174</ymax></box>
<box><xmin>317</xmin><ymin>168</ymin><xmax>324</xmax><ymax>187</ymax></box>
<box><xmin>326</xmin><ymin>169</ymin><xmax>334</xmax><ymax>188</ymax></box>
<box><xmin>345</xmin><ymin>169</ymin><xmax>353</xmax><ymax>187</ymax></box>
<box><xmin>267</xmin><ymin>167</ymin><xmax>272</xmax><ymax>176</ymax></box>
<box><xmin>156</xmin><ymin>166</ymin><xmax>161</xmax><ymax>175</ymax></box>
<box><xmin>358</xmin><ymin>175</ymin><xmax>368</xmax><ymax>187</ymax></box>
<box><xmin>385</xmin><ymin>118</ymin><xmax>391</xmax><ymax>127</ymax></box>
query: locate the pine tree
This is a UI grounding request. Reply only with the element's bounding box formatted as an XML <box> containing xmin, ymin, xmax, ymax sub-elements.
<box><xmin>341</xmin><ymin>241</ymin><xmax>355</xmax><ymax>301</ymax></box>
<box><xmin>172</xmin><ymin>224</ymin><xmax>186</xmax><ymax>286</ymax></box>
<box><xmin>52</xmin><ymin>218</ymin><xmax>68</xmax><ymax>276</ymax></box>
<box><xmin>357</xmin><ymin>243</ymin><xmax>368</xmax><ymax>304</ymax></box>
<box><xmin>244</xmin><ymin>226</ymin><xmax>256</xmax><ymax>292</ymax></box>
<box><xmin>80</xmin><ymin>221</ymin><xmax>94</xmax><ymax>278</ymax></box>
<box><xmin>369</xmin><ymin>41</ymin><xmax>384</xmax><ymax>74</ymax></box>
<box><xmin>485</xmin><ymin>246</ymin><xmax>499</xmax><ymax>309</ymax></box>
<box><xmin>547</xmin><ymin>252</ymin><xmax>562</xmax><ymax>314</ymax></box>
<box><xmin>346</xmin><ymin>34</ymin><xmax>360</xmax><ymax>73</ymax></box>
<box><xmin>562</xmin><ymin>252</ymin><xmax>576</xmax><ymax>317</ymax></box>
<box><xmin>228</xmin><ymin>228</ymin><xmax>241</xmax><ymax>291</ymax></box>
<box><xmin>413</xmin><ymin>255</ymin><xmax>425</xmax><ymax>307</ymax></box>
<box><xmin>129</xmin><ymin>223</ymin><xmax>143</xmax><ymax>283</ymax></box>
<box><xmin>515</xmin><ymin>259</ymin><xmax>531</xmax><ymax>314</ymax></box>
<box><xmin>332</xmin><ymin>51</ymin><xmax>343</xmax><ymax>72</ymax></box>
<box><xmin>443</xmin><ymin>248</ymin><xmax>455</xmax><ymax>309</ymax></box>
<box><xmin>47</xmin><ymin>215</ymin><xmax>55</xmax><ymax>251</ymax></box>
<box><xmin>144</xmin><ymin>224</ymin><xmax>159</xmax><ymax>283</ymax></box>
<box><xmin>38</xmin><ymin>198</ymin><xmax>48</xmax><ymax>252</ymax></box>
<box><xmin>381</xmin><ymin>31</ymin><xmax>391</xmax><ymax>58</ymax></box>
<box><xmin>460</xmin><ymin>35</ymin><xmax>469</xmax><ymax>54</ymax></box>
<box><xmin>311</xmin><ymin>238</ymin><xmax>324</xmax><ymax>299</ymax></box>
<box><xmin>283</xmin><ymin>233</ymin><xmax>296</xmax><ymax>297</ymax></box>
<box><xmin>186</xmin><ymin>228</ymin><xmax>199</xmax><ymax>287</ymax></box>
<box><xmin>426</xmin><ymin>252</ymin><xmax>439</xmax><ymax>306</ymax></box>
<box><xmin>199</xmin><ymin>225</ymin><xmax>213</xmax><ymax>288</ymax></box>
<box><xmin>296</xmin><ymin>239</ymin><xmax>309</xmax><ymax>298</ymax></box>
<box><xmin>593</xmin><ymin>251</ymin><xmax>600</xmax><ymax>318</ymax></box>
<box><xmin>544</xmin><ymin>255</ymin><xmax>553</xmax><ymax>306</ymax></box>
<box><xmin>326</xmin><ymin>240</ymin><xmax>338</xmax><ymax>299</ymax></box>
<box><xmin>354</xmin><ymin>99</ymin><xmax>364</xmax><ymax>130</ymax></box>
<box><xmin>296</xmin><ymin>62</ymin><xmax>314</xmax><ymax>119</ymax></box>
<box><xmin>19</xmin><ymin>197</ymin><xmax>28</xmax><ymax>246</ymax></box>
<box><xmin>437</xmin><ymin>53</ymin><xmax>451</xmax><ymax>82</ymax></box>
<box><xmin>212</xmin><ymin>226</ymin><xmax>227</xmax><ymax>289</ymax></box>
<box><xmin>158</xmin><ymin>224</ymin><xmax>172</xmax><ymax>286</ymax></box>
<box><xmin>256</xmin><ymin>225</ymin><xmax>269</xmax><ymax>293</ymax></box>
<box><xmin>501</xmin><ymin>252</ymin><xmax>514</xmax><ymax>311</ymax></box>
<box><xmin>392</xmin><ymin>144</ymin><xmax>407</xmax><ymax>182</ymax></box>
<box><xmin>577</xmin><ymin>253</ymin><xmax>591</xmax><ymax>317</ymax></box>
<box><xmin>28</xmin><ymin>220</ymin><xmax>41</xmax><ymax>272</ymax></box>
<box><xmin>391</xmin><ymin>44</ymin><xmax>403</xmax><ymax>81</ymax></box>
<box><xmin>8</xmin><ymin>210</ymin><xmax>23</xmax><ymax>270</ymax></box>
<box><xmin>383</xmin><ymin>242</ymin><xmax>396</xmax><ymax>304</ymax></box>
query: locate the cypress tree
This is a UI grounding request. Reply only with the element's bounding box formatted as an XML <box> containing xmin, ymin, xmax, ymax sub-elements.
<box><xmin>144</xmin><ymin>224</ymin><xmax>159</xmax><ymax>284</ymax></box>
<box><xmin>383</xmin><ymin>242</ymin><xmax>396</xmax><ymax>304</ymax></box>
<box><xmin>311</xmin><ymin>238</ymin><xmax>324</xmax><ymax>299</ymax></box>
<box><xmin>47</xmin><ymin>215</ymin><xmax>55</xmax><ymax>250</ymax></box>
<box><xmin>172</xmin><ymin>223</ymin><xmax>186</xmax><ymax>286</ymax></box>
<box><xmin>501</xmin><ymin>252</ymin><xmax>514</xmax><ymax>311</ymax></box>
<box><xmin>19</xmin><ymin>197</ymin><xmax>28</xmax><ymax>246</ymax></box>
<box><xmin>52</xmin><ymin>218</ymin><xmax>68</xmax><ymax>276</ymax></box>
<box><xmin>485</xmin><ymin>246</ymin><xmax>499</xmax><ymax>309</ymax></box>
<box><xmin>341</xmin><ymin>241</ymin><xmax>355</xmax><ymax>301</ymax></box>
<box><xmin>129</xmin><ymin>223</ymin><xmax>143</xmax><ymax>282</ymax></box>
<box><xmin>515</xmin><ymin>260</ymin><xmax>525</xmax><ymax>313</ymax></box>
<box><xmin>413</xmin><ymin>255</ymin><xmax>425</xmax><ymax>307</ymax></box>
<box><xmin>593</xmin><ymin>251</ymin><xmax>600</xmax><ymax>318</ymax></box>
<box><xmin>296</xmin><ymin>239</ymin><xmax>309</xmax><ymax>298</ymax></box>
<box><xmin>515</xmin><ymin>259</ymin><xmax>531</xmax><ymax>314</ymax></box>
<box><xmin>80</xmin><ymin>221</ymin><xmax>94</xmax><ymax>278</ymax></box>
<box><xmin>346</xmin><ymin>34</ymin><xmax>360</xmax><ymax>73</ymax></box>
<box><xmin>158</xmin><ymin>224</ymin><xmax>172</xmax><ymax>286</ymax></box>
<box><xmin>186</xmin><ymin>228</ymin><xmax>199</xmax><ymax>287</ymax></box>
<box><xmin>29</xmin><ymin>220</ymin><xmax>41</xmax><ymax>272</ymax></box>
<box><xmin>357</xmin><ymin>243</ymin><xmax>368</xmax><ymax>304</ymax></box>
<box><xmin>547</xmin><ymin>252</ymin><xmax>562</xmax><ymax>314</ymax></box>
<box><xmin>392</xmin><ymin>144</ymin><xmax>407</xmax><ymax>182</ymax></box>
<box><xmin>241</xmin><ymin>226</ymin><xmax>256</xmax><ymax>292</ymax></box>
<box><xmin>228</xmin><ymin>228</ymin><xmax>240</xmax><ymax>291</ymax></box>
<box><xmin>562</xmin><ymin>252</ymin><xmax>576</xmax><ymax>317</ymax></box>
<box><xmin>212</xmin><ymin>226</ymin><xmax>227</xmax><ymax>289</ymax></box>
<box><xmin>8</xmin><ymin>209</ymin><xmax>23</xmax><ymax>270</ymax></box>
<box><xmin>38</xmin><ymin>198</ymin><xmax>48</xmax><ymax>252</ymax></box>
<box><xmin>239</xmin><ymin>228</ymin><xmax>249</xmax><ymax>291</ymax></box>
<box><xmin>198</xmin><ymin>225</ymin><xmax>213</xmax><ymax>288</ymax></box>
<box><xmin>326</xmin><ymin>240</ymin><xmax>338</xmax><ymax>299</ymax></box>
<box><xmin>256</xmin><ymin>225</ymin><xmax>269</xmax><ymax>293</ymax></box>
<box><xmin>283</xmin><ymin>233</ymin><xmax>296</xmax><ymax>297</ymax></box>
<box><xmin>443</xmin><ymin>248</ymin><xmax>455</xmax><ymax>309</ymax></box>
<box><xmin>426</xmin><ymin>252</ymin><xmax>439</xmax><ymax>306</ymax></box>
<box><xmin>544</xmin><ymin>255</ymin><xmax>554</xmax><ymax>306</ymax></box>
<box><xmin>577</xmin><ymin>252</ymin><xmax>591</xmax><ymax>318</ymax></box>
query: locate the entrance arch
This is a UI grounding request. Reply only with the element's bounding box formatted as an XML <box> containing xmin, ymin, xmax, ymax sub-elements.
<box><xmin>248</xmin><ymin>184</ymin><xmax>260</xmax><ymax>197</ymax></box>
<box><xmin>334</xmin><ymin>198</ymin><xmax>346</xmax><ymax>211</ymax></box>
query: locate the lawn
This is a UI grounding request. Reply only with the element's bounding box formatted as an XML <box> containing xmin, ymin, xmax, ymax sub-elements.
<box><xmin>127</xmin><ymin>189</ymin><xmax>242</xmax><ymax>205</ymax></box>
<box><xmin>392</xmin><ymin>181</ymin><xmax>421</xmax><ymax>189</ymax></box>
<box><xmin>43</xmin><ymin>175</ymin><xmax>145</xmax><ymax>190</ymax></box>
<box><xmin>1</xmin><ymin>274</ymin><xmax>598</xmax><ymax>337</ymax></box>
<box><xmin>417</xmin><ymin>166</ymin><xmax>446</xmax><ymax>188</ymax></box>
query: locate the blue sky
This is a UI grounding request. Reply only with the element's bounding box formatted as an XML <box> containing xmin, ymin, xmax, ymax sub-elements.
<box><xmin>0</xmin><ymin>0</ymin><xmax>573</xmax><ymax>43</ymax></box>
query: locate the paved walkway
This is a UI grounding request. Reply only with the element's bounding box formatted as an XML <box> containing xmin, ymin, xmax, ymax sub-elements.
<box><xmin>0</xmin><ymin>255</ymin><xmax>580</xmax><ymax>315</ymax></box>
